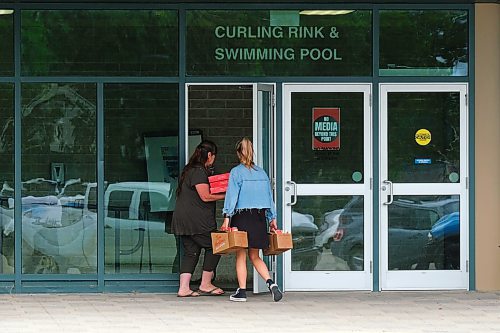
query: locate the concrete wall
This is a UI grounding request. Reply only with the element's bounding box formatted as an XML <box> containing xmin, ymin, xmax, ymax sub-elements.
<box><xmin>475</xmin><ymin>3</ymin><xmax>500</xmax><ymax>291</ymax></box>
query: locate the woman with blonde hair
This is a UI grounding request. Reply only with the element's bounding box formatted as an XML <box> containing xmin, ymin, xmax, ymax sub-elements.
<box><xmin>222</xmin><ymin>137</ymin><xmax>282</xmax><ymax>302</ymax></box>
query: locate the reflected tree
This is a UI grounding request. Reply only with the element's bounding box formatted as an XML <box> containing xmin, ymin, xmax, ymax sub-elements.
<box><xmin>22</xmin><ymin>10</ymin><xmax>178</xmax><ymax>76</ymax></box>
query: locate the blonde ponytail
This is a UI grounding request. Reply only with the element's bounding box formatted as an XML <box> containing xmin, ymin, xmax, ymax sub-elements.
<box><xmin>236</xmin><ymin>137</ymin><xmax>254</xmax><ymax>168</ymax></box>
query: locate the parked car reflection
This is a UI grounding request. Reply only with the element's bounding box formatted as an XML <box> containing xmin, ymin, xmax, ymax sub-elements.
<box><xmin>101</xmin><ymin>181</ymin><xmax>177</xmax><ymax>273</ymax></box>
<box><xmin>290</xmin><ymin>211</ymin><xmax>320</xmax><ymax>271</ymax></box>
<box><xmin>1</xmin><ymin>179</ymin><xmax>178</xmax><ymax>274</ymax></box>
<box><xmin>331</xmin><ymin>195</ymin><xmax>459</xmax><ymax>271</ymax></box>
<box><xmin>19</xmin><ymin>179</ymin><xmax>97</xmax><ymax>274</ymax></box>
<box><xmin>425</xmin><ymin>212</ymin><xmax>460</xmax><ymax>270</ymax></box>
<box><xmin>0</xmin><ymin>193</ymin><xmax>14</xmax><ymax>274</ymax></box>
<box><xmin>22</xmin><ymin>196</ymin><xmax>96</xmax><ymax>274</ymax></box>
<box><xmin>314</xmin><ymin>209</ymin><xmax>342</xmax><ymax>250</ymax></box>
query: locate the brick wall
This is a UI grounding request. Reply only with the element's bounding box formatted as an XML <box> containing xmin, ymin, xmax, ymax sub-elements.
<box><xmin>188</xmin><ymin>84</ymin><xmax>253</xmax><ymax>173</ymax></box>
<box><xmin>188</xmin><ymin>84</ymin><xmax>254</xmax><ymax>287</ymax></box>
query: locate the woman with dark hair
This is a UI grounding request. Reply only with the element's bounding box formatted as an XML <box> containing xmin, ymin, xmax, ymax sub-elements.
<box><xmin>222</xmin><ymin>137</ymin><xmax>283</xmax><ymax>302</ymax></box>
<box><xmin>172</xmin><ymin>140</ymin><xmax>226</xmax><ymax>297</ymax></box>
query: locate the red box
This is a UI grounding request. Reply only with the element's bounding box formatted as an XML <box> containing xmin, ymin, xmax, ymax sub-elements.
<box><xmin>211</xmin><ymin>179</ymin><xmax>228</xmax><ymax>188</ymax></box>
<box><xmin>210</xmin><ymin>186</ymin><xmax>227</xmax><ymax>194</ymax></box>
<box><xmin>208</xmin><ymin>173</ymin><xmax>230</xmax><ymax>183</ymax></box>
<box><xmin>209</xmin><ymin>173</ymin><xmax>230</xmax><ymax>194</ymax></box>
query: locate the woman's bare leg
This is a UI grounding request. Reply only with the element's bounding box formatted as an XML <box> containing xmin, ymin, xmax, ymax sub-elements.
<box><xmin>235</xmin><ymin>249</ymin><xmax>248</xmax><ymax>289</ymax></box>
<box><xmin>248</xmin><ymin>248</ymin><xmax>271</xmax><ymax>281</ymax></box>
<box><xmin>178</xmin><ymin>273</ymin><xmax>199</xmax><ymax>296</ymax></box>
<box><xmin>199</xmin><ymin>270</ymin><xmax>224</xmax><ymax>294</ymax></box>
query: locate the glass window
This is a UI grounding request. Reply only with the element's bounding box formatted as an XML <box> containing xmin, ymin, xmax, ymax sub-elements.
<box><xmin>86</xmin><ymin>184</ymin><xmax>97</xmax><ymax>214</ymax></box>
<box><xmin>107</xmin><ymin>190</ymin><xmax>133</xmax><ymax>219</ymax></box>
<box><xmin>21</xmin><ymin>10</ymin><xmax>178</xmax><ymax>76</ymax></box>
<box><xmin>291</xmin><ymin>195</ymin><xmax>364</xmax><ymax>271</ymax></box>
<box><xmin>388</xmin><ymin>195</ymin><xmax>460</xmax><ymax>270</ymax></box>
<box><xmin>140</xmin><ymin>192</ymin><xmax>170</xmax><ymax>222</ymax></box>
<box><xmin>0</xmin><ymin>9</ymin><xmax>14</xmax><ymax>76</ymax></box>
<box><xmin>291</xmin><ymin>92</ymin><xmax>364</xmax><ymax>184</ymax></box>
<box><xmin>380</xmin><ymin>10</ymin><xmax>468</xmax><ymax>76</ymax></box>
<box><xmin>104</xmin><ymin>84</ymin><xmax>179</xmax><ymax>274</ymax></box>
<box><xmin>187</xmin><ymin>10</ymin><xmax>372</xmax><ymax>76</ymax></box>
<box><xmin>0</xmin><ymin>84</ymin><xmax>14</xmax><ymax>274</ymax></box>
<box><xmin>388</xmin><ymin>92</ymin><xmax>460</xmax><ymax>183</ymax></box>
<box><xmin>21</xmin><ymin>83</ymin><xmax>97</xmax><ymax>274</ymax></box>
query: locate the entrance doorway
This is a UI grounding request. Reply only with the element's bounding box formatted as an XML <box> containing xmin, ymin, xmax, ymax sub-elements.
<box><xmin>185</xmin><ymin>83</ymin><xmax>276</xmax><ymax>292</ymax></box>
<box><xmin>282</xmin><ymin>84</ymin><xmax>373</xmax><ymax>291</ymax></box>
<box><xmin>379</xmin><ymin>83</ymin><xmax>468</xmax><ymax>290</ymax></box>
<box><xmin>187</xmin><ymin>82</ymin><xmax>468</xmax><ymax>292</ymax></box>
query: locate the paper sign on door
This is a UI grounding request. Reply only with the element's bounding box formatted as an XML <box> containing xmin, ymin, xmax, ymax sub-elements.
<box><xmin>312</xmin><ymin>107</ymin><xmax>340</xmax><ymax>150</ymax></box>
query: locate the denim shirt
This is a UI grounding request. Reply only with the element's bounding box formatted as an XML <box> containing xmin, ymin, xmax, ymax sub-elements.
<box><xmin>222</xmin><ymin>164</ymin><xmax>277</xmax><ymax>222</ymax></box>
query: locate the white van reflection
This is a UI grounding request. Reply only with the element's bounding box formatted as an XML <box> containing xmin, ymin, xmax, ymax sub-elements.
<box><xmin>1</xmin><ymin>180</ymin><xmax>177</xmax><ymax>274</ymax></box>
<box><xmin>102</xmin><ymin>182</ymin><xmax>177</xmax><ymax>273</ymax></box>
<box><xmin>22</xmin><ymin>193</ymin><xmax>96</xmax><ymax>274</ymax></box>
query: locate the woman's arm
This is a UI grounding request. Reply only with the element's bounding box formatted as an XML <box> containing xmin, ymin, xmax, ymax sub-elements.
<box><xmin>221</xmin><ymin>216</ymin><xmax>230</xmax><ymax>230</ymax></box>
<box><xmin>269</xmin><ymin>219</ymin><xmax>277</xmax><ymax>231</ymax></box>
<box><xmin>265</xmin><ymin>174</ymin><xmax>277</xmax><ymax>221</ymax></box>
<box><xmin>195</xmin><ymin>183</ymin><xmax>225</xmax><ymax>202</ymax></box>
<box><xmin>222</xmin><ymin>168</ymin><xmax>241</xmax><ymax>218</ymax></box>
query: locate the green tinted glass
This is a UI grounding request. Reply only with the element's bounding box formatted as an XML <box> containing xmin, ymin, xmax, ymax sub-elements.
<box><xmin>0</xmin><ymin>84</ymin><xmax>14</xmax><ymax>274</ymax></box>
<box><xmin>291</xmin><ymin>92</ymin><xmax>364</xmax><ymax>184</ymax></box>
<box><xmin>104</xmin><ymin>84</ymin><xmax>179</xmax><ymax>274</ymax></box>
<box><xmin>22</xmin><ymin>10</ymin><xmax>178</xmax><ymax>76</ymax></box>
<box><xmin>21</xmin><ymin>83</ymin><xmax>97</xmax><ymax>274</ymax></box>
<box><xmin>292</xmin><ymin>195</ymin><xmax>363</xmax><ymax>271</ymax></box>
<box><xmin>388</xmin><ymin>92</ymin><xmax>460</xmax><ymax>183</ymax></box>
<box><xmin>388</xmin><ymin>195</ymin><xmax>459</xmax><ymax>271</ymax></box>
<box><xmin>187</xmin><ymin>10</ymin><xmax>372</xmax><ymax>76</ymax></box>
<box><xmin>380</xmin><ymin>10</ymin><xmax>468</xmax><ymax>76</ymax></box>
<box><xmin>0</xmin><ymin>10</ymin><xmax>14</xmax><ymax>76</ymax></box>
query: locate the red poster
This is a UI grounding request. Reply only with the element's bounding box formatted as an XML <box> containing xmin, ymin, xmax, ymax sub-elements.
<box><xmin>312</xmin><ymin>107</ymin><xmax>340</xmax><ymax>150</ymax></box>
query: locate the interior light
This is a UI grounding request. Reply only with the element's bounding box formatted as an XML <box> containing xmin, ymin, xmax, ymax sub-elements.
<box><xmin>0</xmin><ymin>9</ymin><xmax>14</xmax><ymax>15</ymax></box>
<box><xmin>299</xmin><ymin>10</ymin><xmax>355</xmax><ymax>16</ymax></box>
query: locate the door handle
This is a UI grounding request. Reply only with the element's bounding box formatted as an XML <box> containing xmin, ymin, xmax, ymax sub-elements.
<box><xmin>286</xmin><ymin>180</ymin><xmax>297</xmax><ymax>206</ymax></box>
<box><xmin>383</xmin><ymin>180</ymin><xmax>393</xmax><ymax>205</ymax></box>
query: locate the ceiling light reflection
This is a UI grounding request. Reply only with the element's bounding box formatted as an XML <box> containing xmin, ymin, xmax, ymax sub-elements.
<box><xmin>299</xmin><ymin>10</ymin><xmax>355</xmax><ymax>16</ymax></box>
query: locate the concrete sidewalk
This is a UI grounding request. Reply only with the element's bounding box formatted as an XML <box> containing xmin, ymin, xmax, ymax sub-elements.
<box><xmin>0</xmin><ymin>291</ymin><xmax>499</xmax><ymax>333</ymax></box>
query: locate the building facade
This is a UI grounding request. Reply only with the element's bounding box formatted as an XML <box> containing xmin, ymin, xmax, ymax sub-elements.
<box><xmin>0</xmin><ymin>0</ymin><xmax>499</xmax><ymax>293</ymax></box>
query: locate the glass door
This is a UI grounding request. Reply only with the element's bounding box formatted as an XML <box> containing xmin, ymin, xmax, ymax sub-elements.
<box><xmin>283</xmin><ymin>84</ymin><xmax>372</xmax><ymax>291</ymax></box>
<box><xmin>253</xmin><ymin>83</ymin><xmax>276</xmax><ymax>293</ymax></box>
<box><xmin>380</xmin><ymin>84</ymin><xmax>468</xmax><ymax>290</ymax></box>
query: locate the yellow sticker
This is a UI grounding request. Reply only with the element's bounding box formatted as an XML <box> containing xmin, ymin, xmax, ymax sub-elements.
<box><xmin>415</xmin><ymin>129</ymin><xmax>431</xmax><ymax>146</ymax></box>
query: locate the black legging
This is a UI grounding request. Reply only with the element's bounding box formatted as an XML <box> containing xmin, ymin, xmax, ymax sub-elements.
<box><xmin>180</xmin><ymin>233</ymin><xmax>221</xmax><ymax>274</ymax></box>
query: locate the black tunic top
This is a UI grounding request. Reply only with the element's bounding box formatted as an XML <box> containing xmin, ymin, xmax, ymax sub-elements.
<box><xmin>171</xmin><ymin>166</ymin><xmax>216</xmax><ymax>235</ymax></box>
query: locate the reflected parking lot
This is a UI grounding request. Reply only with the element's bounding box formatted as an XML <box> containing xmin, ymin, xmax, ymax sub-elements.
<box><xmin>0</xmin><ymin>179</ymin><xmax>179</xmax><ymax>275</ymax></box>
